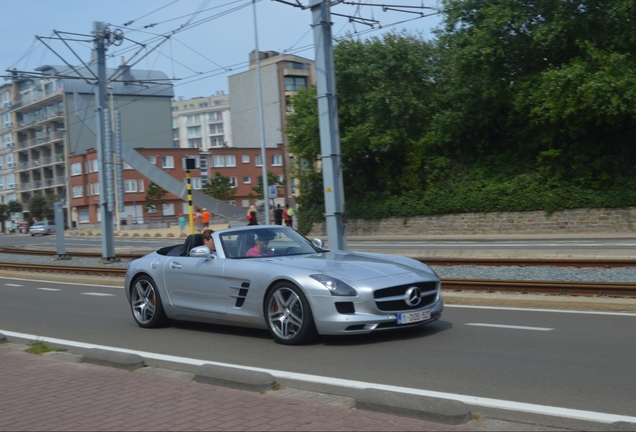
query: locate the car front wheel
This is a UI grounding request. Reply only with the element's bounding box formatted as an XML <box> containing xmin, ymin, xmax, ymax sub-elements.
<box><xmin>265</xmin><ymin>282</ymin><xmax>317</xmax><ymax>345</ymax></box>
<box><xmin>130</xmin><ymin>275</ymin><xmax>169</xmax><ymax>328</ymax></box>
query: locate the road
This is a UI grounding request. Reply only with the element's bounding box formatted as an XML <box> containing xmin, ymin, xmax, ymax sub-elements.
<box><xmin>1</xmin><ymin>275</ymin><xmax>635</xmax><ymax>425</ymax></box>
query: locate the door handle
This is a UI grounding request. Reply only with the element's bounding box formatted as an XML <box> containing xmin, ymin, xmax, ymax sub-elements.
<box><xmin>170</xmin><ymin>262</ymin><xmax>182</xmax><ymax>269</ymax></box>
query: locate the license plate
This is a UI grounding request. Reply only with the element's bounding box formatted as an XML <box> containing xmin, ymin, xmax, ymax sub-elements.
<box><xmin>397</xmin><ymin>309</ymin><xmax>431</xmax><ymax>325</ymax></box>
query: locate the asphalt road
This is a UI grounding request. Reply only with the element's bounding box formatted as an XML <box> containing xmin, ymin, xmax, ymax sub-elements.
<box><xmin>1</xmin><ymin>275</ymin><xmax>635</xmax><ymax>424</ymax></box>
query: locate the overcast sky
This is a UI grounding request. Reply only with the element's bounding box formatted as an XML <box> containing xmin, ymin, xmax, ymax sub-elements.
<box><xmin>1</xmin><ymin>0</ymin><xmax>442</xmax><ymax>100</ymax></box>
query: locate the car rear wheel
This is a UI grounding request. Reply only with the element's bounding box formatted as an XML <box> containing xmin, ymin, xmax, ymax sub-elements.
<box><xmin>130</xmin><ymin>275</ymin><xmax>169</xmax><ymax>328</ymax></box>
<box><xmin>265</xmin><ymin>282</ymin><xmax>317</xmax><ymax>345</ymax></box>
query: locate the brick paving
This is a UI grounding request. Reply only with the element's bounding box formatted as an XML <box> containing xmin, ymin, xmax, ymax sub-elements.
<box><xmin>0</xmin><ymin>346</ymin><xmax>472</xmax><ymax>431</ymax></box>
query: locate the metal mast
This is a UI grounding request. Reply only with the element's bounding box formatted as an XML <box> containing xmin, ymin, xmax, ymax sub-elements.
<box><xmin>310</xmin><ymin>0</ymin><xmax>347</xmax><ymax>249</ymax></box>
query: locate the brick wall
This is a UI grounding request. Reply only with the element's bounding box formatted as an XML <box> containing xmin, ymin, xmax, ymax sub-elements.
<box><xmin>308</xmin><ymin>207</ymin><xmax>636</xmax><ymax>236</ymax></box>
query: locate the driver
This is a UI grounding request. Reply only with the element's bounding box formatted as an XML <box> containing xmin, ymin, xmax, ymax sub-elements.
<box><xmin>246</xmin><ymin>234</ymin><xmax>274</xmax><ymax>257</ymax></box>
<box><xmin>202</xmin><ymin>229</ymin><xmax>218</xmax><ymax>256</ymax></box>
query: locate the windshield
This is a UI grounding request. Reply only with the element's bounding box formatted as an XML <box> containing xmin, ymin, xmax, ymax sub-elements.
<box><xmin>220</xmin><ymin>227</ymin><xmax>322</xmax><ymax>259</ymax></box>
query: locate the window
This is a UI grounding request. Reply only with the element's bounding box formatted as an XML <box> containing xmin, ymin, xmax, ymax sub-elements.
<box><xmin>188</xmin><ymin>138</ymin><xmax>202</xmax><ymax>148</ymax></box>
<box><xmin>187</xmin><ymin>126</ymin><xmax>201</xmax><ymax>137</ymax></box>
<box><xmin>125</xmin><ymin>180</ymin><xmax>137</xmax><ymax>193</ymax></box>
<box><xmin>210</xmin><ymin>136</ymin><xmax>224</xmax><ymax>147</ymax></box>
<box><xmin>284</xmin><ymin>76</ymin><xmax>307</xmax><ymax>91</ymax></box>
<box><xmin>162</xmin><ymin>155</ymin><xmax>174</xmax><ymax>168</ymax></box>
<box><xmin>138</xmin><ymin>179</ymin><xmax>144</xmax><ymax>192</ymax></box>
<box><xmin>186</xmin><ymin>114</ymin><xmax>200</xmax><ymax>125</ymax></box>
<box><xmin>173</xmin><ymin>129</ymin><xmax>179</xmax><ymax>140</ymax></box>
<box><xmin>208</xmin><ymin>111</ymin><xmax>222</xmax><ymax>122</ymax></box>
<box><xmin>90</xmin><ymin>182</ymin><xmax>100</xmax><ymax>195</ymax></box>
<box><xmin>3</xmin><ymin>113</ymin><xmax>11</xmax><ymax>127</ymax></box>
<box><xmin>191</xmin><ymin>177</ymin><xmax>202</xmax><ymax>189</ymax></box>
<box><xmin>255</xmin><ymin>155</ymin><xmax>263</xmax><ymax>166</ymax></box>
<box><xmin>199</xmin><ymin>102</ymin><xmax>208</xmax><ymax>107</ymax></box>
<box><xmin>243</xmin><ymin>176</ymin><xmax>251</xmax><ymax>184</ymax></box>
<box><xmin>88</xmin><ymin>159</ymin><xmax>98</xmax><ymax>173</ymax></box>
<box><xmin>212</xmin><ymin>155</ymin><xmax>224</xmax><ymax>167</ymax></box>
<box><xmin>242</xmin><ymin>155</ymin><xmax>250</xmax><ymax>164</ymax></box>
<box><xmin>147</xmin><ymin>156</ymin><xmax>156</xmax><ymax>165</ymax></box>
<box><xmin>225</xmin><ymin>155</ymin><xmax>236</xmax><ymax>167</ymax></box>
<box><xmin>79</xmin><ymin>209</ymin><xmax>90</xmax><ymax>223</ymax></box>
<box><xmin>72</xmin><ymin>185</ymin><xmax>83</xmax><ymax>198</ymax></box>
<box><xmin>71</xmin><ymin>162</ymin><xmax>82</xmax><ymax>175</ymax></box>
<box><xmin>271</xmin><ymin>154</ymin><xmax>282</xmax><ymax>166</ymax></box>
<box><xmin>229</xmin><ymin>176</ymin><xmax>237</xmax><ymax>187</ymax></box>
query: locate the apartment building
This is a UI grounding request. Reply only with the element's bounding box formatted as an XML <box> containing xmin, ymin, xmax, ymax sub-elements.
<box><xmin>0</xmin><ymin>83</ymin><xmax>18</xmax><ymax>206</ymax></box>
<box><xmin>228</xmin><ymin>50</ymin><xmax>315</xmax><ymax>201</ymax></box>
<box><xmin>69</xmin><ymin>147</ymin><xmax>202</xmax><ymax>225</ymax></box>
<box><xmin>172</xmin><ymin>93</ymin><xmax>231</xmax><ymax>150</ymax></box>
<box><xmin>7</xmin><ymin>64</ymin><xmax>174</xmax><ymax>224</ymax></box>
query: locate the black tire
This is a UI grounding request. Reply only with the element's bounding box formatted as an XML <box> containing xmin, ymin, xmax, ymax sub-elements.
<box><xmin>130</xmin><ymin>275</ymin><xmax>169</xmax><ymax>328</ymax></box>
<box><xmin>265</xmin><ymin>282</ymin><xmax>317</xmax><ymax>345</ymax></box>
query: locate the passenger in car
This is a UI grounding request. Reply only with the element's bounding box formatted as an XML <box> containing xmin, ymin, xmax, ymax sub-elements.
<box><xmin>202</xmin><ymin>229</ymin><xmax>218</xmax><ymax>256</ymax></box>
<box><xmin>246</xmin><ymin>234</ymin><xmax>274</xmax><ymax>257</ymax></box>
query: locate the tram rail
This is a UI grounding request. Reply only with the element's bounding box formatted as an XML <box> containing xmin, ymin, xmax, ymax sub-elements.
<box><xmin>0</xmin><ymin>259</ymin><xmax>634</xmax><ymax>298</ymax></box>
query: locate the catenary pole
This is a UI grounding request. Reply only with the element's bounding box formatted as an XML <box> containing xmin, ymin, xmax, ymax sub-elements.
<box><xmin>310</xmin><ymin>0</ymin><xmax>347</xmax><ymax>249</ymax></box>
<box><xmin>93</xmin><ymin>21</ymin><xmax>115</xmax><ymax>260</ymax></box>
<box><xmin>253</xmin><ymin>0</ymin><xmax>270</xmax><ymax>223</ymax></box>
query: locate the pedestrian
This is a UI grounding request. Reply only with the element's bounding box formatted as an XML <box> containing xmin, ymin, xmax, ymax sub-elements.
<box><xmin>274</xmin><ymin>204</ymin><xmax>283</xmax><ymax>225</ymax></box>
<box><xmin>201</xmin><ymin>208</ymin><xmax>211</xmax><ymax>228</ymax></box>
<box><xmin>246</xmin><ymin>205</ymin><xmax>258</xmax><ymax>225</ymax></box>
<box><xmin>283</xmin><ymin>203</ymin><xmax>295</xmax><ymax>228</ymax></box>
<box><xmin>178</xmin><ymin>213</ymin><xmax>185</xmax><ymax>235</ymax></box>
<box><xmin>194</xmin><ymin>209</ymin><xmax>202</xmax><ymax>232</ymax></box>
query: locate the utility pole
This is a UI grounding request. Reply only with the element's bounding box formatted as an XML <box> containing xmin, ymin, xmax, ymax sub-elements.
<box><xmin>93</xmin><ymin>21</ymin><xmax>115</xmax><ymax>260</ymax></box>
<box><xmin>310</xmin><ymin>0</ymin><xmax>347</xmax><ymax>250</ymax></box>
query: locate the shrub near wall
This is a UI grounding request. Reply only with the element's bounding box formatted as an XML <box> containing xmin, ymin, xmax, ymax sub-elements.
<box><xmin>308</xmin><ymin>207</ymin><xmax>636</xmax><ymax>237</ymax></box>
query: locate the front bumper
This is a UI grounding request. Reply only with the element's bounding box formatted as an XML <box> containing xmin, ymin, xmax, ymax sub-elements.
<box><xmin>313</xmin><ymin>295</ymin><xmax>444</xmax><ymax>335</ymax></box>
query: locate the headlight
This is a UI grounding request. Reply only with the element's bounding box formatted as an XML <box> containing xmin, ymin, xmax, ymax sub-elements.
<box><xmin>310</xmin><ymin>274</ymin><xmax>357</xmax><ymax>296</ymax></box>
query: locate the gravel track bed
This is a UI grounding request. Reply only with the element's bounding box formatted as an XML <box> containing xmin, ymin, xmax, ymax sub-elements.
<box><xmin>0</xmin><ymin>253</ymin><xmax>634</xmax><ymax>283</ymax></box>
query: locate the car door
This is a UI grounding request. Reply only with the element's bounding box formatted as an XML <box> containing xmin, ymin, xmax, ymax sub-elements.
<box><xmin>162</xmin><ymin>255</ymin><xmax>227</xmax><ymax>315</ymax></box>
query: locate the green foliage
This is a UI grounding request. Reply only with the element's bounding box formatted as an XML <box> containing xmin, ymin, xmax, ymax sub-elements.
<box><xmin>28</xmin><ymin>194</ymin><xmax>59</xmax><ymax>221</ymax></box>
<box><xmin>249</xmin><ymin>171</ymin><xmax>285</xmax><ymax>201</ymax></box>
<box><xmin>144</xmin><ymin>183</ymin><xmax>168</xmax><ymax>216</ymax></box>
<box><xmin>286</xmin><ymin>1</ymin><xmax>636</xmax><ymax>225</ymax></box>
<box><xmin>203</xmin><ymin>172</ymin><xmax>236</xmax><ymax>201</ymax></box>
<box><xmin>7</xmin><ymin>200</ymin><xmax>22</xmax><ymax>213</ymax></box>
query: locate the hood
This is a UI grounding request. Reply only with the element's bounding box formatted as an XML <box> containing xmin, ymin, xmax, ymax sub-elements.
<box><xmin>275</xmin><ymin>251</ymin><xmax>436</xmax><ymax>282</ymax></box>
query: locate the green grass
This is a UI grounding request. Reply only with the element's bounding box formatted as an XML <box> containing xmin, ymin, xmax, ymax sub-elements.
<box><xmin>25</xmin><ymin>341</ymin><xmax>67</xmax><ymax>355</ymax></box>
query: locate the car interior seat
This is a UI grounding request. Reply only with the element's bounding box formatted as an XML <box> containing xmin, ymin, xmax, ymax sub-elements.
<box><xmin>239</xmin><ymin>234</ymin><xmax>256</xmax><ymax>257</ymax></box>
<box><xmin>182</xmin><ymin>233</ymin><xmax>204</xmax><ymax>256</ymax></box>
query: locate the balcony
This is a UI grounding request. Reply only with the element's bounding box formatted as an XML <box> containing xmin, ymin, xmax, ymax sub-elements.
<box><xmin>18</xmin><ymin>175</ymin><xmax>66</xmax><ymax>192</ymax></box>
<box><xmin>17</xmin><ymin>131</ymin><xmax>66</xmax><ymax>149</ymax></box>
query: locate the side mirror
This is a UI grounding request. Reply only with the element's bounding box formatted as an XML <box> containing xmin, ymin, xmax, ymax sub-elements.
<box><xmin>190</xmin><ymin>245</ymin><xmax>215</xmax><ymax>258</ymax></box>
<box><xmin>312</xmin><ymin>238</ymin><xmax>325</xmax><ymax>249</ymax></box>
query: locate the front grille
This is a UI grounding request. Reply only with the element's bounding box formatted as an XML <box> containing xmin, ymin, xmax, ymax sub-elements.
<box><xmin>374</xmin><ymin>281</ymin><xmax>438</xmax><ymax>312</ymax></box>
<box><xmin>335</xmin><ymin>302</ymin><xmax>355</xmax><ymax>314</ymax></box>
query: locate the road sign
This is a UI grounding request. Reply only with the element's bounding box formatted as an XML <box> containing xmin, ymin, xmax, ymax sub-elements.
<box><xmin>269</xmin><ymin>186</ymin><xmax>277</xmax><ymax>199</ymax></box>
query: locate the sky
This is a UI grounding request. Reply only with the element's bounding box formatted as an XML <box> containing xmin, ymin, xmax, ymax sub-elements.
<box><xmin>0</xmin><ymin>0</ymin><xmax>443</xmax><ymax>100</ymax></box>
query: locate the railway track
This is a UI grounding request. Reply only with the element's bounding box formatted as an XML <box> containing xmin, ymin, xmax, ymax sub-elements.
<box><xmin>0</xmin><ymin>256</ymin><xmax>634</xmax><ymax>298</ymax></box>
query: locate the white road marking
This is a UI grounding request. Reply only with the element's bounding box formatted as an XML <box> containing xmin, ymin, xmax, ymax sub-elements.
<box><xmin>446</xmin><ymin>304</ymin><xmax>636</xmax><ymax>316</ymax></box>
<box><xmin>37</xmin><ymin>288</ymin><xmax>61</xmax><ymax>292</ymax></box>
<box><xmin>0</xmin><ymin>276</ymin><xmax>122</xmax><ymax>288</ymax></box>
<box><xmin>81</xmin><ymin>293</ymin><xmax>115</xmax><ymax>297</ymax></box>
<box><xmin>1</xmin><ymin>329</ymin><xmax>635</xmax><ymax>425</ymax></box>
<box><xmin>5</xmin><ymin>283</ymin><xmax>23</xmax><ymax>287</ymax></box>
<box><xmin>466</xmin><ymin>323</ymin><xmax>553</xmax><ymax>331</ymax></box>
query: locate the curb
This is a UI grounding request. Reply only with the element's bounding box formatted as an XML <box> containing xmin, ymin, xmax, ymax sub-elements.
<box><xmin>356</xmin><ymin>388</ymin><xmax>471</xmax><ymax>425</ymax></box>
<box><xmin>82</xmin><ymin>348</ymin><xmax>145</xmax><ymax>370</ymax></box>
<box><xmin>194</xmin><ymin>363</ymin><xmax>276</xmax><ymax>392</ymax></box>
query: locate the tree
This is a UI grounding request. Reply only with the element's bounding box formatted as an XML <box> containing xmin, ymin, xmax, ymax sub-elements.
<box><xmin>0</xmin><ymin>204</ymin><xmax>8</xmax><ymax>233</ymax></box>
<box><xmin>144</xmin><ymin>183</ymin><xmax>168</xmax><ymax>217</ymax></box>
<box><xmin>7</xmin><ymin>200</ymin><xmax>22</xmax><ymax>214</ymax></box>
<box><xmin>203</xmin><ymin>172</ymin><xmax>236</xmax><ymax>201</ymax></box>
<box><xmin>249</xmin><ymin>171</ymin><xmax>285</xmax><ymax>202</ymax></box>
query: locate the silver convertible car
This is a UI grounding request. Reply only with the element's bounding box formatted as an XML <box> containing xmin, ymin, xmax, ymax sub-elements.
<box><xmin>125</xmin><ymin>226</ymin><xmax>443</xmax><ymax>345</ymax></box>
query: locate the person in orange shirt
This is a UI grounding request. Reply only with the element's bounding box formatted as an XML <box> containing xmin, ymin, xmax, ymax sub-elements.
<box><xmin>201</xmin><ymin>208</ymin><xmax>211</xmax><ymax>228</ymax></box>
